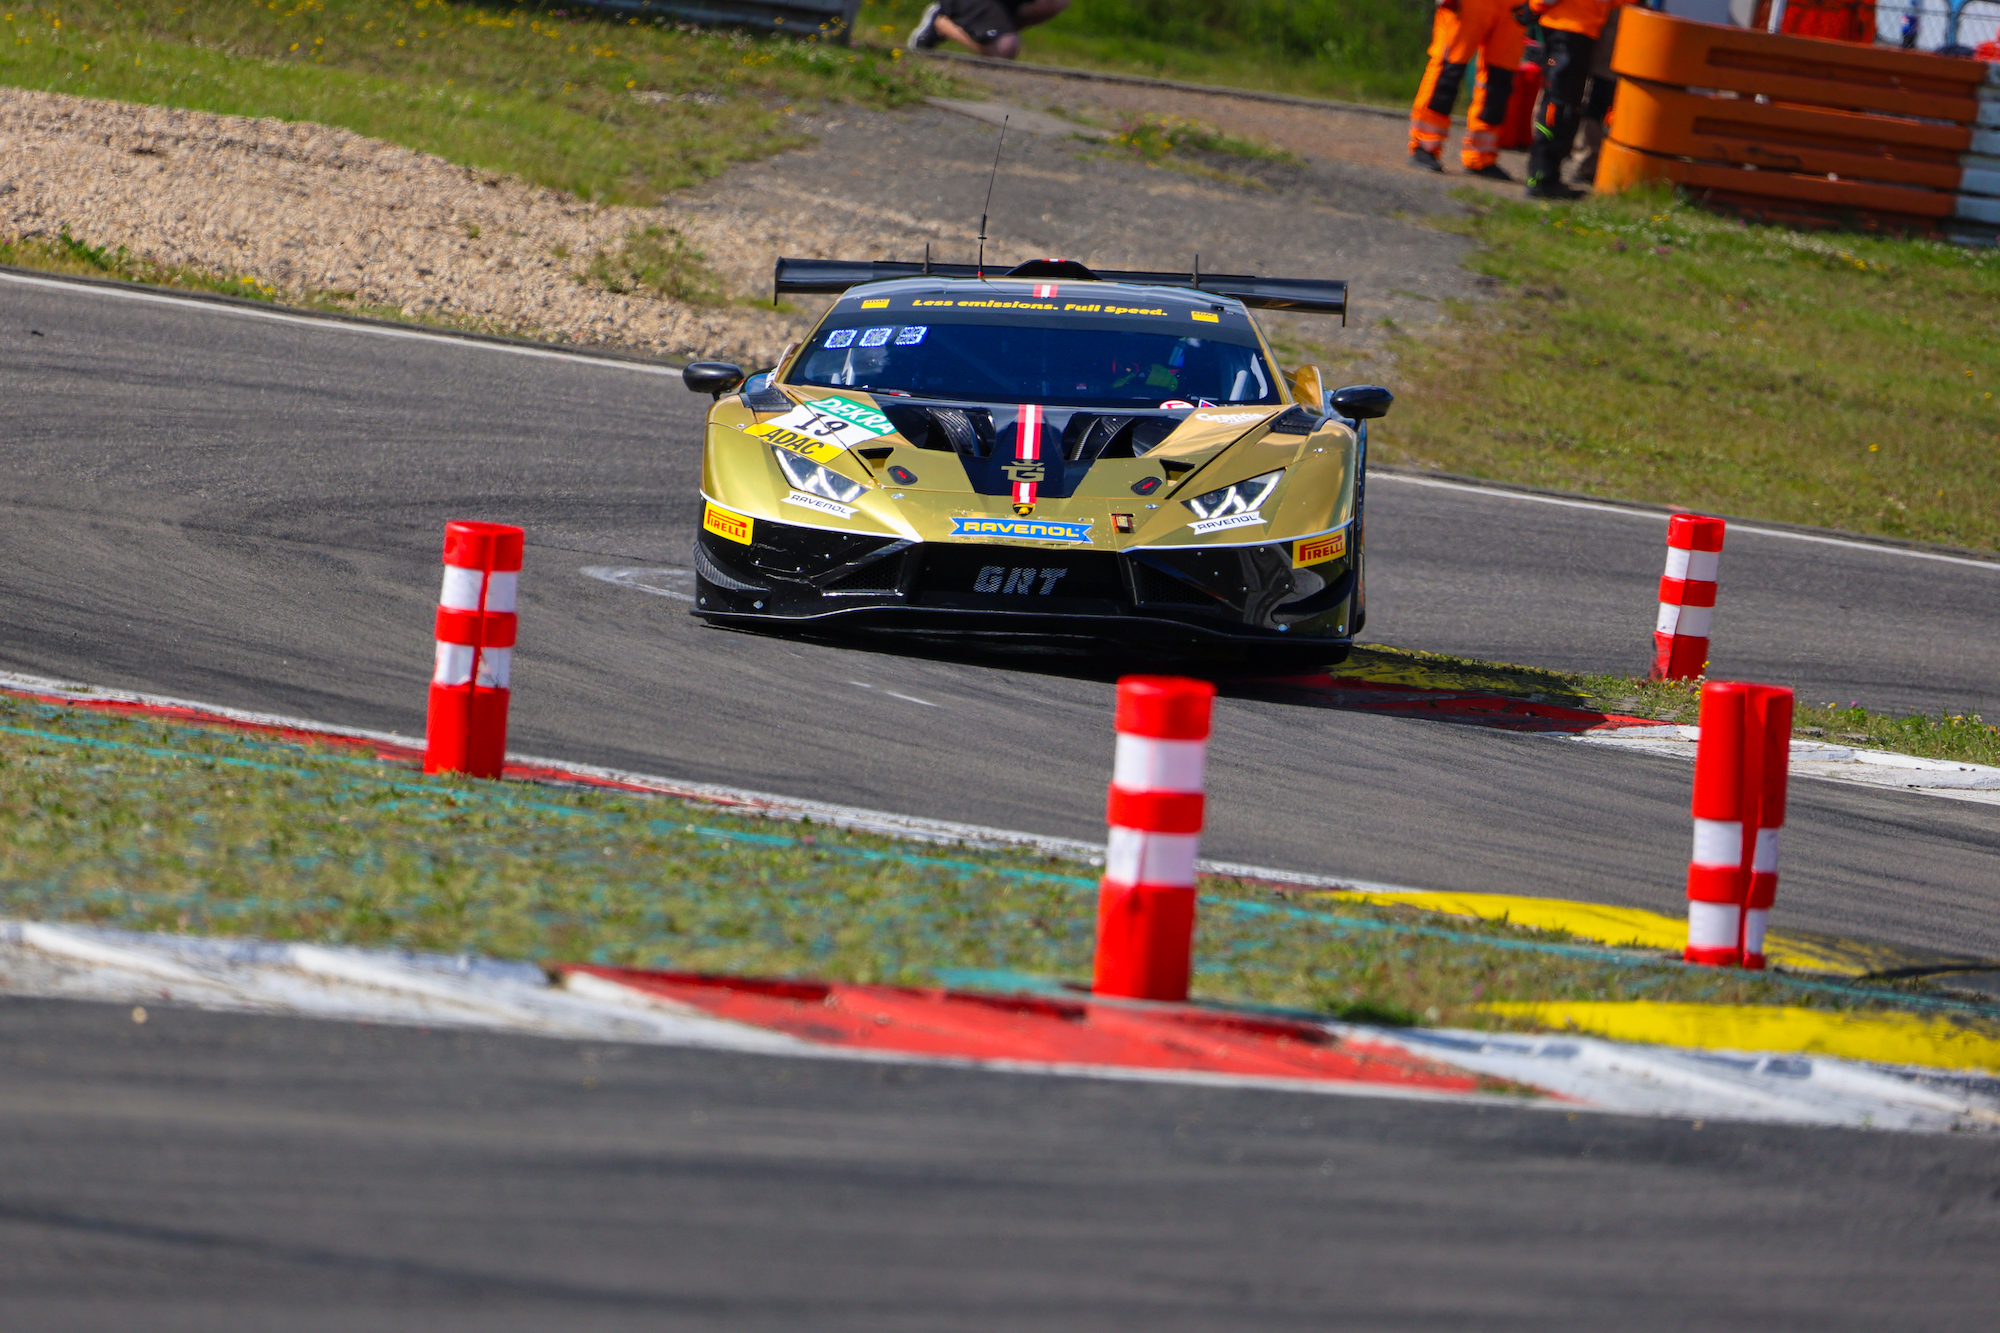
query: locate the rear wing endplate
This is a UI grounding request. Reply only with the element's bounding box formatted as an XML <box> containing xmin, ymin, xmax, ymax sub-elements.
<box><xmin>772</xmin><ymin>258</ymin><xmax>1347</xmax><ymax>322</ymax></box>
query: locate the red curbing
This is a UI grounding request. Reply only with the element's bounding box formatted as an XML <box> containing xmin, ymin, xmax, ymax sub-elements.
<box><xmin>562</xmin><ymin>965</ymin><xmax>1495</xmax><ymax>1093</ymax></box>
<box><xmin>1652</xmin><ymin>514</ymin><xmax>1725</xmax><ymax>682</ymax></box>
<box><xmin>1094</xmin><ymin>676</ymin><xmax>1215</xmax><ymax>1002</ymax></box>
<box><xmin>1684</xmin><ymin>680</ymin><xmax>1795</xmax><ymax>968</ymax></box>
<box><xmin>424</xmin><ymin>521</ymin><xmax>524</xmax><ymax>779</ymax></box>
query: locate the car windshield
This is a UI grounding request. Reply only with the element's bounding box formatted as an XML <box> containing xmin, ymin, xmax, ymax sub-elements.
<box><xmin>787</xmin><ymin>316</ymin><xmax>1280</xmax><ymax>409</ymax></box>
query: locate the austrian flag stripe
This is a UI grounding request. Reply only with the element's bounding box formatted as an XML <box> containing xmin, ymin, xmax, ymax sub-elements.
<box><xmin>1033</xmin><ymin>283</ymin><xmax>1058</xmax><ymax>298</ymax></box>
<box><xmin>1014</xmin><ymin>404</ymin><xmax>1042</xmax><ymax>511</ymax></box>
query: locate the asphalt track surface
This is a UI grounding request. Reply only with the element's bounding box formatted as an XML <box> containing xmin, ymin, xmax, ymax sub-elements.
<box><xmin>2</xmin><ymin>996</ymin><xmax>1997</xmax><ymax>1331</ymax></box>
<box><xmin>3</xmin><ymin>271</ymin><xmax>1997</xmax><ymax>962</ymax></box>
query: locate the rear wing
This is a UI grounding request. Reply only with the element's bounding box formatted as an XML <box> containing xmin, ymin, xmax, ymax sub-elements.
<box><xmin>772</xmin><ymin>257</ymin><xmax>1348</xmax><ymax>322</ymax></box>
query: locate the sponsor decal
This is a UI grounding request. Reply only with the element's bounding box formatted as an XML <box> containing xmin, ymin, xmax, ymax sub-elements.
<box><xmin>1011</xmin><ymin>404</ymin><xmax>1043</xmax><ymax>517</ymax></box>
<box><xmin>1159</xmin><ymin>399</ymin><xmax>1195</xmax><ymax>410</ymax></box>
<box><xmin>1191</xmin><ymin>311</ymin><xmax>1219</xmax><ymax>323</ymax></box>
<box><xmin>1189</xmin><ymin>510</ymin><xmax>1266</xmax><ymax>535</ymax></box>
<box><xmin>950</xmin><ymin>516</ymin><xmax>1093</xmax><ymax>544</ymax></box>
<box><xmin>894</xmin><ymin>326</ymin><xmax>928</xmax><ymax>345</ymax></box>
<box><xmin>1194</xmin><ymin>411</ymin><xmax>1266</xmax><ymax>425</ymax></box>
<box><xmin>860</xmin><ymin>298</ymin><xmax>890</xmax><ymax>309</ymax></box>
<box><xmin>908</xmin><ymin>299</ymin><xmax>1170</xmax><ymax>317</ymax></box>
<box><xmin>974</xmin><ymin>565</ymin><xmax>1070</xmax><ymax>595</ymax></box>
<box><xmin>703</xmin><ymin>501</ymin><xmax>753</xmax><ymax>546</ymax></box>
<box><xmin>1294</xmin><ymin>530</ymin><xmax>1348</xmax><ymax>567</ymax></box>
<box><xmin>745</xmin><ymin>394</ymin><xmax>896</xmax><ymax>463</ymax></box>
<box><xmin>858</xmin><ymin>326</ymin><xmax>893</xmax><ymax>347</ymax></box>
<box><xmin>825</xmin><ymin>329</ymin><xmax>857</xmax><ymax>348</ymax></box>
<box><xmin>783</xmin><ymin>490</ymin><xmax>857</xmax><ymax>520</ymax></box>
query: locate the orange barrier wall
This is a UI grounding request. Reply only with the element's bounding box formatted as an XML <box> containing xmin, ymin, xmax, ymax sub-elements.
<box><xmin>1600</xmin><ymin>9</ymin><xmax>2000</xmax><ymax>234</ymax></box>
<box><xmin>1611</xmin><ymin>7</ymin><xmax>1987</xmax><ymax>120</ymax></box>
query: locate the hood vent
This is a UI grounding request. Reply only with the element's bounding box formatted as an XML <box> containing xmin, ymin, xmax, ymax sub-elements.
<box><xmin>1265</xmin><ymin>406</ymin><xmax>1324</xmax><ymax>435</ymax></box>
<box><xmin>1063</xmin><ymin>414</ymin><xmax>1181</xmax><ymax>461</ymax></box>
<box><xmin>882</xmin><ymin>404</ymin><xmax>996</xmax><ymax>457</ymax></box>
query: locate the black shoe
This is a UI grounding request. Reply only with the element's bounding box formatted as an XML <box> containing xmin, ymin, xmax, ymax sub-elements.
<box><xmin>1468</xmin><ymin>163</ymin><xmax>1513</xmax><ymax>181</ymax></box>
<box><xmin>907</xmin><ymin>1</ymin><xmax>942</xmax><ymax>50</ymax></box>
<box><xmin>1526</xmin><ymin>177</ymin><xmax>1584</xmax><ymax>200</ymax></box>
<box><xmin>1408</xmin><ymin>149</ymin><xmax>1443</xmax><ymax>173</ymax></box>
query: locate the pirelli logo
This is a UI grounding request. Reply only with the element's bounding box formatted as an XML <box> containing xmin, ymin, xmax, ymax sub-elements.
<box><xmin>1294</xmin><ymin>530</ymin><xmax>1346</xmax><ymax>567</ymax></box>
<box><xmin>704</xmin><ymin>501</ymin><xmax>753</xmax><ymax>546</ymax></box>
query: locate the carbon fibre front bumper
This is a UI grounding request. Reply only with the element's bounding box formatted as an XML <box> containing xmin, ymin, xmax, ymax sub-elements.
<box><xmin>692</xmin><ymin>517</ymin><xmax>1358</xmax><ymax>647</ymax></box>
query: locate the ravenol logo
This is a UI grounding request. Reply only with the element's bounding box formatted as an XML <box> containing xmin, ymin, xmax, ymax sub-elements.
<box><xmin>951</xmin><ymin>516</ymin><xmax>1093</xmax><ymax>544</ymax></box>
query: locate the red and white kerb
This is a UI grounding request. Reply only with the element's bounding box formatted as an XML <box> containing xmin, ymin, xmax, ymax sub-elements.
<box><xmin>1012</xmin><ymin>404</ymin><xmax>1043</xmax><ymax>515</ymax></box>
<box><xmin>424</xmin><ymin>520</ymin><xmax>524</xmax><ymax>780</ymax></box>
<box><xmin>1653</xmin><ymin>514</ymin><xmax>1725</xmax><ymax>681</ymax></box>
<box><xmin>1093</xmin><ymin>676</ymin><xmax>1215</xmax><ymax>1002</ymax></box>
<box><xmin>1684</xmin><ymin>680</ymin><xmax>1793</xmax><ymax>969</ymax></box>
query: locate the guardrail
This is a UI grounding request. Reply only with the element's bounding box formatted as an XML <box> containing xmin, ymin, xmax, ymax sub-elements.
<box><xmin>1596</xmin><ymin>8</ymin><xmax>2000</xmax><ymax>238</ymax></box>
<box><xmin>569</xmin><ymin>0</ymin><xmax>861</xmax><ymax>43</ymax></box>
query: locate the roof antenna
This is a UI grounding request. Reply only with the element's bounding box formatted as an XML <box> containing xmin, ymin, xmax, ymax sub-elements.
<box><xmin>976</xmin><ymin>116</ymin><xmax>1009</xmax><ymax>279</ymax></box>
<box><xmin>923</xmin><ymin>241</ymin><xmax>932</xmax><ymax>276</ymax></box>
<box><xmin>1192</xmin><ymin>253</ymin><xmax>1201</xmax><ymax>290</ymax></box>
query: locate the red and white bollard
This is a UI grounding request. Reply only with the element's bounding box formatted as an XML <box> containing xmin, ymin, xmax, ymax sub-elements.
<box><xmin>1684</xmin><ymin>679</ymin><xmax>1793</xmax><ymax>968</ymax></box>
<box><xmin>1738</xmin><ymin>684</ymin><xmax>1792</xmax><ymax>969</ymax></box>
<box><xmin>424</xmin><ymin>521</ymin><xmax>523</xmax><ymax>779</ymax></box>
<box><xmin>1093</xmin><ymin>675</ymin><xmax>1215</xmax><ymax>1002</ymax></box>
<box><xmin>1653</xmin><ymin>514</ymin><xmax>1725</xmax><ymax>681</ymax></box>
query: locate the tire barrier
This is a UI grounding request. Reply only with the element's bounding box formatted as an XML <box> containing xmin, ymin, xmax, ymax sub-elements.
<box><xmin>1093</xmin><ymin>676</ymin><xmax>1215</xmax><ymax>1002</ymax></box>
<box><xmin>1685</xmin><ymin>680</ymin><xmax>1794</xmax><ymax>969</ymax></box>
<box><xmin>1598</xmin><ymin>8</ymin><xmax>2000</xmax><ymax>235</ymax></box>
<box><xmin>1653</xmin><ymin>513</ymin><xmax>1726</xmax><ymax>682</ymax></box>
<box><xmin>425</xmin><ymin>521</ymin><xmax>524</xmax><ymax>780</ymax></box>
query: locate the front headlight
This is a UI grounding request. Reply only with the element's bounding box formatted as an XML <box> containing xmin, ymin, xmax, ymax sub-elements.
<box><xmin>772</xmin><ymin>446</ymin><xmax>865</xmax><ymax>503</ymax></box>
<box><xmin>1183</xmin><ymin>469</ymin><xmax>1282</xmax><ymax>520</ymax></box>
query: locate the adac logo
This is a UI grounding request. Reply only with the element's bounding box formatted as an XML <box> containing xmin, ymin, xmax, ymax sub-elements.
<box><xmin>951</xmin><ymin>516</ymin><xmax>1092</xmax><ymax>544</ymax></box>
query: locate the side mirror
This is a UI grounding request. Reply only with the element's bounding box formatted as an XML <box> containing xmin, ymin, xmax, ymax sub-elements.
<box><xmin>1329</xmin><ymin>384</ymin><xmax>1394</xmax><ymax>421</ymax></box>
<box><xmin>683</xmin><ymin>362</ymin><xmax>745</xmax><ymax>399</ymax></box>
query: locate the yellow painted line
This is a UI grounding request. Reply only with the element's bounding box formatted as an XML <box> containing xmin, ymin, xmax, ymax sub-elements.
<box><xmin>1318</xmin><ymin>890</ymin><xmax>1688</xmax><ymax>951</ymax></box>
<box><xmin>1483</xmin><ymin>1000</ymin><xmax>2000</xmax><ymax>1075</ymax></box>
<box><xmin>1312</xmin><ymin>889</ymin><xmax>1937</xmax><ymax>978</ymax></box>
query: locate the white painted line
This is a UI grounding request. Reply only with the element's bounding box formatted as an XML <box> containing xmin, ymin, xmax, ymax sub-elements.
<box><xmin>580</xmin><ymin>566</ymin><xmax>697</xmax><ymax>602</ymax></box>
<box><xmin>1373</xmin><ymin>472</ymin><xmax>2000</xmax><ymax>572</ymax></box>
<box><xmin>1559</xmin><ymin>726</ymin><xmax>2000</xmax><ymax>806</ymax></box>
<box><xmin>849</xmin><ymin>680</ymin><xmax>938</xmax><ymax>707</ymax></box>
<box><xmin>0</xmin><ymin>269</ymin><xmax>678</xmax><ymax>376</ymax></box>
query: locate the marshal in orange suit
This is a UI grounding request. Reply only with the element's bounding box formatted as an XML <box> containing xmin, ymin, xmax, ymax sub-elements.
<box><xmin>1408</xmin><ymin>0</ymin><xmax>1529</xmax><ymax>179</ymax></box>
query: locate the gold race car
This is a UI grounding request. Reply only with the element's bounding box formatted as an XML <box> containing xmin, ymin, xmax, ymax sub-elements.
<box><xmin>681</xmin><ymin>257</ymin><xmax>1391</xmax><ymax>659</ymax></box>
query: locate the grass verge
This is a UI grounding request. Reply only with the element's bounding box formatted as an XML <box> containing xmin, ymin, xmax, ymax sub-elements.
<box><xmin>2</xmin><ymin>693</ymin><xmax>1980</xmax><ymax>1032</ymax></box>
<box><xmin>1344</xmin><ymin>642</ymin><xmax>2000</xmax><ymax>767</ymax></box>
<box><xmin>1375</xmin><ymin>188</ymin><xmax>2000</xmax><ymax>551</ymax></box>
<box><xmin>0</xmin><ymin>230</ymin><xmax>554</xmax><ymax>340</ymax></box>
<box><xmin>859</xmin><ymin>0</ymin><xmax>1426</xmax><ymax>105</ymax></box>
<box><xmin>1</xmin><ymin>0</ymin><xmax>951</xmax><ymax>204</ymax></box>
